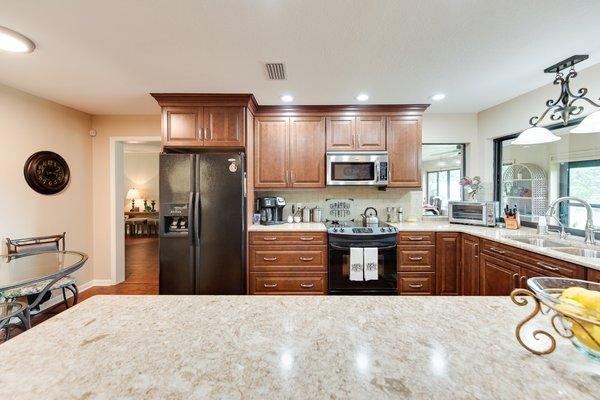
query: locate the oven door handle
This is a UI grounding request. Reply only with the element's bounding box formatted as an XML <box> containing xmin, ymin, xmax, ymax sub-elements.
<box><xmin>329</xmin><ymin>244</ymin><xmax>397</xmax><ymax>251</ymax></box>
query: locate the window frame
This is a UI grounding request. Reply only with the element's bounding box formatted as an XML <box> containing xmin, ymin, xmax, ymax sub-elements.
<box><xmin>422</xmin><ymin>143</ymin><xmax>467</xmax><ymax>208</ymax></box>
<box><xmin>558</xmin><ymin>159</ymin><xmax>600</xmax><ymax>229</ymax></box>
<box><xmin>426</xmin><ymin>168</ymin><xmax>463</xmax><ymax>204</ymax></box>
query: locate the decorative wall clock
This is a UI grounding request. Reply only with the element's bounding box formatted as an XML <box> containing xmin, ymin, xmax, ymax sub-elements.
<box><xmin>23</xmin><ymin>151</ymin><xmax>70</xmax><ymax>195</ymax></box>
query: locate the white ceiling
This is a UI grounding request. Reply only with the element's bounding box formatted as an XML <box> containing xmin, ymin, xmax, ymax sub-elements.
<box><xmin>1</xmin><ymin>0</ymin><xmax>600</xmax><ymax>115</ymax></box>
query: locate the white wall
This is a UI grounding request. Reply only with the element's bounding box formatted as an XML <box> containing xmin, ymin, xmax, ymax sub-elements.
<box><xmin>477</xmin><ymin>62</ymin><xmax>600</xmax><ymax>199</ymax></box>
<box><xmin>123</xmin><ymin>152</ymin><xmax>160</xmax><ymax>211</ymax></box>
<box><xmin>0</xmin><ymin>83</ymin><xmax>94</xmax><ymax>285</ymax></box>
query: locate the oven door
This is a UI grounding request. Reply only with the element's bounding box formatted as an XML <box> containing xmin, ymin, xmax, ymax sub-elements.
<box><xmin>326</xmin><ymin>152</ymin><xmax>387</xmax><ymax>186</ymax></box>
<box><xmin>328</xmin><ymin>242</ymin><xmax>397</xmax><ymax>295</ymax></box>
<box><xmin>448</xmin><ymin>202</ymin><xmax>486</xmax><ymax>226</ymax></box>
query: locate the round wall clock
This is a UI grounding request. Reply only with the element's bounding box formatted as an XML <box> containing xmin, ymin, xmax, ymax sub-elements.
<box><xmin>23</xmin><ymin>151</ymin><xmax>70</xmax><ymax>195</ymax></box>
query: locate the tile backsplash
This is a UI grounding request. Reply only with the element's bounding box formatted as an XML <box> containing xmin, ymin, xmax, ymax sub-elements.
<box><xmin>256</xmin><ymin>187</ymin><xmax>423</xmax><ymax>223</ymax></box>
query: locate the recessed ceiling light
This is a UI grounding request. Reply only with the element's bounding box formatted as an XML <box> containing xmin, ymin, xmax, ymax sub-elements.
<box><xmin>356</xmin><ymin>94</ymin><xmax>369</xmax><ymax>101</ymax></box>
<box><xmin>281</xmin><ymin>94</ymin><xmax>294</xmax><ymax>103</ymax></box>
<box><xmin>0</xmin><ymin>26</ymin><xmax>35</xmax><ymax>53</ymax></box>
<box><xmin>431</xmin><ymin>93</ymin><xmax>446</xmax><ymax>101</ymax></box>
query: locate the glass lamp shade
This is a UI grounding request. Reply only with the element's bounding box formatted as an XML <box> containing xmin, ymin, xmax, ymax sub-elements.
<box><xmin>126</xmin><ymin>188</ymin><xmax>140</xmax><ymax>200</ymax></box>
<box><xmin>511</xmin><ymin>127</ymin><xmax>561</xmax><ymax>145</ymax></box>
<box><xmin>570</xmin><ymin>110</ymin><xmax>600</xmax><ymax>134</ymax></box>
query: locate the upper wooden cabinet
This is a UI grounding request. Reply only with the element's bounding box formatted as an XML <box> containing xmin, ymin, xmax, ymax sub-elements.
<box><xmin>255</xmin><ymin>116</ymin><xmax>326</xmax><ymax>189</ymax></box>
<box><xmin>162</xmin><ymin>107</ymin><xmax>203</xmax><ymax>147</ymax></box>
<box><xmin>203</xmin><ymin>107</ymin><xmax>245</xmax><ymax>147</ymax></box>
<box><xmin>325</xmin><ymin>116</ymin><xmax>385</xmax><ymax>151</ymax></box>
<box><xmin>386</xmin><ymin>116</ymin><xmax>422</xmax><ymax>188</ymax></box>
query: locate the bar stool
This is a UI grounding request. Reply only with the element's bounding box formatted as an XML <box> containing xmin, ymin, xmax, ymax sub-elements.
<box><xmin>0</xmin><ymin>301</ymin><xmax>29</xmax><ymax>341</ymax></box>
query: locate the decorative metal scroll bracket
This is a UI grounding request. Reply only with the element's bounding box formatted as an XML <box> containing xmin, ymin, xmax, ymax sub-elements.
<box><xmin>510</xmin><ymin>288</ymin><xmax>557</xmax><ymax>355</ymax></box>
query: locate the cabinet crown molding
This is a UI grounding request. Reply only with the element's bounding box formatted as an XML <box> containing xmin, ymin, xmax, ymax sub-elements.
<box><xmin>151</xmin><ymin>93</ymin><xmax>259</xmax><ymax>114</ymax></box>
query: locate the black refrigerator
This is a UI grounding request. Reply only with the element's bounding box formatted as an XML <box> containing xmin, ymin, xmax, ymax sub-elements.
<box><xmin>159</xmin><ymin>152</ymin><xmax>246</xmax><ymax>295</ymax></box>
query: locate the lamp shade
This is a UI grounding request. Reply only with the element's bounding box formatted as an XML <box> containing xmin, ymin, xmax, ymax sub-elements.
<box><xmin>126</xmin><ymin>188</ymin><xmax>140</xmax><ymax>200</ymax></box>
<box><xmin>570</xmin><ymin>110</ymin><xmax>600</xmax><ymax>134</ymax></box>
<box><xmin>511</xmin><ymin>127</ymin><xmax>561</xmax><ymax>145</ymax></box>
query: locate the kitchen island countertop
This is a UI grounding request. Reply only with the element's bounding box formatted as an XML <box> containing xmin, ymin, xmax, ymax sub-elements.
<box><xmin>1</xmin><ymin>295</ymin><xmax>598</xmax><ymax>399</ymax></box>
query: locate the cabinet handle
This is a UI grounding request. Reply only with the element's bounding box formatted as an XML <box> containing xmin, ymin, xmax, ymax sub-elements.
<box><xmin>207</xmin><ymin>127</ymin><xmax>211</xmax><ymax>140</ymax></box>
<box><xmin>263</xmin><ymin>283</ymin><xmax>278</xmax><ymax>288</ymax></box>
<box><xmin>263</xmin><ymin>257</ymin><xmax>278</xmax><ymax>261</ymax></box>
<box><xmin>408</xmin><ymin>236</ymin><xmax>423</xmax><ymax>241</ymax></box>
<box><xmin>300</xmin><ymin>283</ymin><xmax>314</xmax><ymax>288</ymax></box>
<box><xmin>262</xmin><ymin>237</ymin><xmax>277</xmax><ymax>241</ymax></box>
<box><xmin>408</xmin><ymin>256</ymin><xmax>423</xmax><ymax>261</ymax></box>
<box><xmin>409</xmin><ymin>283</ymin><xmax>423</xmax><ymax>289</ymax></box>
<box><xmin>290</xmin><ymin>170</ymin><xmax>295</xmax><ymax>183</ymax></box>
<box><xmin>490</xmin><ymin>247</ymin><xmax>506</xmax><ymax>254</ymax></box>
<box><xmin>512</xmin><ymin>273</ymin><xmax>519</xmax><ymax>288</ymax></box>
<box><xmin>299</xmin><ymin>237</ymin><xmax>315</xmax><ymax>241</ymax></box>
<box><xmin>299</xmin><ymin>257</ymin><xmax>314</xmax><ymax>261</ymax></box>
<box><xmin>519</xmin><ymin>275</ymin><xmax>527</xmax><ymax>288</ymax></box>
<box><xmin>474</xmin><ymin>243</ymin><xmax>479</xmax><ymax>258</ymax></box>
<box><xmin>536</xmin><ymin>261</ymin><xmax>560</xmax><ymax>272</ymax></box>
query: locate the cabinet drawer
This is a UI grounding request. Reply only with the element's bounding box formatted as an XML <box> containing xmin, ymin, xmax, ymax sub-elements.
<box><xmin>399</xmin><ymin>273</ymin><xmax>435</xmax><ymax>295</ymax></box>
<box><xmin>397</xmin><ymin>232</ymin><xmax>435</xmax><ymax>246</ymax></box>
<box><xmin>250</xmin><ymin>272</ymin><xmax>327</xmax><ymax>295</ymax></box>
<box><xmin>398</xmin><ymin>246</ymin><xmax>435</xmax><ymax>272</ymax></box>
<box><xmin>249</xmin><ymin>232</ymin><xmax>326</xmax><ymax>245</ymax></box>
<box><xmin>250</xmin><ymin>246</ymin><xmax>327</xmax><ymax>271</ymax></box>
<box><xmin>481</xmin><ymin>239</ymin><xmax>585</xmax><ymax>279</ymax></box>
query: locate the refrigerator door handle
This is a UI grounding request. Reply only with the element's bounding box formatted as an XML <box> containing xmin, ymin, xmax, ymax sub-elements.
<box><xmin>188</xmin><ymin>192</ymin><xmax>195</xmax><ymax>245</ymax></box>
<box><xmin>194</xmin><ymin>191</ymin><xmax>201</xmax><ymax>242</ymax></box>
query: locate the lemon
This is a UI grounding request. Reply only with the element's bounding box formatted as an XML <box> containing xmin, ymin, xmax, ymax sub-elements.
<box><xmin>561</xmin><ymin>286</ymin><xmax>600</xmax><ymax>312</ymax></box>
<box><xmin>570</xmin><ymin>321</ymin><xmax>600</xmax><ymax>352</ymax></box>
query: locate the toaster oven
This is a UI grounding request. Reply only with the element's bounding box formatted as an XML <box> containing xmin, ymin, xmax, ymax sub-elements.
<box><xmin>448</xmin><ymin>201</ymin><xmax>499</xmax><ymax>227</ymax></box>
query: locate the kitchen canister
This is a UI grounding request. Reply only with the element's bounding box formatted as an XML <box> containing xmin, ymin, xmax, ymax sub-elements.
<box><xmin>302</xmin><ymin>207</ymin><xmax>311</xmax><ymax>223</ymax></box>
<box><xmin>311</xmin><ymin>207</ymin><xmax>322</xmax><ymax>222</ymax></box>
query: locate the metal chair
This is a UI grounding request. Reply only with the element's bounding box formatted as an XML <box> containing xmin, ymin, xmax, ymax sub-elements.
<box><xmin>4</xmin><ymin>233</ymin><xmax>79</xmax><ymax>312</ymax></box>
<box><xmin>0</xmin><ymin>301</ymin><xmax>29</xmax><ymax>341</ymax></box>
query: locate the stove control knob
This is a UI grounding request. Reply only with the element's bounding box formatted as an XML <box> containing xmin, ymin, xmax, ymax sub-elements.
<box><xmin>332</xmin><ymin>228</ymin><xmax>338</xmax><ymax>233</ymax></box>
<box><xmin>388</xmin><ymin>227</ymin><xmax>393</xmax><ymax>232</ymax></box>
<box><xmin>380</xmin><ymin>228</ymin><xmax>385</xmax><ymax>232</ymax></box>
<box><xmin>340</xmin><ymin>228</ymin><xmax>345</xmax><ymax>232</ymax></box>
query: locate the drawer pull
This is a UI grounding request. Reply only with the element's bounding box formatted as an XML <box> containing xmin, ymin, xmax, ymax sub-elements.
<box><xmin>407</xmin><ymin>236</ymin><xmax>424</xmax><ymax>241</ymax></box>
<box><xmin>262</xmin><ymin>237</ymin><xmax>278</xmax><ymax>241</ymax></box>
<box><xmin>263</xmin><ymin>257</ymin><xmax>278</xmax><ymax>262</ymax></box>
<box><xmin>300</xmin><ymin>283</ymin><xmax>314</xmax><ymax>288</ymax></box>
<box><xmin>408</xmin><ymin>256</ymin><xmax>423</xmax><ymax>261</ymax></box>
<box><xmin>409</xmin><ymin>283</ymin><xmax>423</xmax><ymax>289</ymax></box>
<box><xmin>300</xmin><ymin>237</ymin><xmax>315</xmax><ymax>241</ymax></box>
<box><xmin>263</xmin><ymin>283</ymin><xmax>278</xmax><ymax>288</ymax></box>
<box><xmin>299</xmin><ymin>257</ymin><xmax>314</xmax><ymax>262</ymax></box>
<box><xmin>490</xmin><ymin>247</ymin><xmax>506</xmax><ymax>254</ymax></box>
<box><xmin>536</xmin><ymin>261</ymin><xmax>560</xmax><ymax>272</ymax></box>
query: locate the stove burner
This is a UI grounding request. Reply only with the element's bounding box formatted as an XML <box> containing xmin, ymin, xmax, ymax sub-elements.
<box><xmin>326</xmin><ymin>221</ymin><xmax>397</xmax><ymax>235</ymax></box>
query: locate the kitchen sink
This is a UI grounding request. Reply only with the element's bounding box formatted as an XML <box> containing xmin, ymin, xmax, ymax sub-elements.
<box><xmin>504</xmin><ymin>236</ymin><xmax>572</xmax><ymax>248</ymax></box>
<box><xmin>552</xmin><ymin>247</ymin><xmax>600</xmax><ymax>259</ymax></box>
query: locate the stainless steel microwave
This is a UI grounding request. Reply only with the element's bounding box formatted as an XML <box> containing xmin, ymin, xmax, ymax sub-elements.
<box><xmin>448</xmin><ymin>201</ymin><xmax>499</xmax><ymax>227</ymax></box>
<box><xmin>326</xmin><ymin>152</ymin><xmax>389</xmax><ymax>186</ymax></box>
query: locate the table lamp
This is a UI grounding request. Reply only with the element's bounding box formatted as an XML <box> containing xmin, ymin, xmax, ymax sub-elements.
<box><xmin>126</xmin><ymin>188</ymin><xmax>139</xmax><ymax>211</ymax></box>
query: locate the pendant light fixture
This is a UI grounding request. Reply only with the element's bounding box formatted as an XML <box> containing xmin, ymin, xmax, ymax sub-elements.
<box><xmin>0</xmin><ymin>26</ymin><xmax>35</xmax><ymax>53</ymax></box>
<box><xmin>513</xmin><ymin>55</ymin><xmax>600</xmax><ymax>145</ymax></box>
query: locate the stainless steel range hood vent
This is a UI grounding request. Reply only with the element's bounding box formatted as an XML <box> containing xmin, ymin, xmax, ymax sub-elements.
<box><xmin>265</xmin><ymin>62</ymin><xmax>286</xmax><ymax>80</ymax></box>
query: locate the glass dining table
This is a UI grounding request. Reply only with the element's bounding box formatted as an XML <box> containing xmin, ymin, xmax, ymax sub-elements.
<box><xmin>0</xmin><ymin>251</ymin><xmax>88</xmax><ymax>329</ymax></box>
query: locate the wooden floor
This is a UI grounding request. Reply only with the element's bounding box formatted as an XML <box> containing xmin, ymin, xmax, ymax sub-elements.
<box><xmin>5</xmin><ymin>236</ymin><xmax>159</xmax><ymax>338</ymax></box>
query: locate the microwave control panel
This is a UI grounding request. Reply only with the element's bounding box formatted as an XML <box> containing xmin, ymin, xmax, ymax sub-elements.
<box><xmin>379</xmin><ymin>162</ymin><xmax>388</xmax><ymax>182</ymax></box>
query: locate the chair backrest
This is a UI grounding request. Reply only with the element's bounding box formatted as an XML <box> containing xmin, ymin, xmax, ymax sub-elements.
<box><xmin>5</xmin><ymin>233</ymin><xmax>66</xmax><ymax>255</ymax></box>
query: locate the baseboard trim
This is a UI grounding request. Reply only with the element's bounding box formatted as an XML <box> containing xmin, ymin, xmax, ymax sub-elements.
<box><xmin>39</xmin><ymin>279</ymin><xmax>116</xmax><ymax>312</ymax></box>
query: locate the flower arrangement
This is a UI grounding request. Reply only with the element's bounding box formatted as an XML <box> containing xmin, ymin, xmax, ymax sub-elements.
<box><xmin>459</xmin><ymin>176</ymin><xmax>482</xmax><ymax>200</ymax></box>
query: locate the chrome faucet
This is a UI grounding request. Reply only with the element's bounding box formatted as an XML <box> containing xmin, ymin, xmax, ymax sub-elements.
<box><xmin>545</xmin><ymin>196</ymin><xmax>598</xmax><ymax>245</ymax></box>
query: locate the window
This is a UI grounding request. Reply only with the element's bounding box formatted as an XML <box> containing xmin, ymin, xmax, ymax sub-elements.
<box><xmin>422</xmin><ymin>143</ymin><xmax>466</xmax><ymax>216</ymax></box>
<box><xmin>426</xmin><ymin>169</ymin><xmax>462</xmax><ymax>205</ymax></box>
<box><xmin>559</xmin><ymin>159</ymin><xmax>600</xmax><ymax>229</ymax></box>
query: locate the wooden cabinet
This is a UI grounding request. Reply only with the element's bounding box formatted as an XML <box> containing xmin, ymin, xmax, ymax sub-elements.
<box><xmin>255</xmin><ymin>117</ymin><xmax>325</xmax><ymax>189</ymax></box>
<box><xmin>289</xmin><ymin>117</ymin><xmax>326</xmax><ymax>187</ymax></box>
<box><xmin>588</xmin><ymin>269</ymin><xmax>600</xmax><ymax>283</ymax></box>
<box><xmin>479</xmin><ymin>253</ymin><xmax>519</xmax><ymax>295</ymax></box>
<box><xmin>461</xmin><ymin>234</ymin><xmax>480</xmax><ymax>295</ymax></box>
<box><xmin>249</xmin><ymin>231</ymin><xmax>327</xmax><ymax>295</ymax></box>
<box><xmin>435</xmin><ymin>233</ymin><xmax>461</xmax><ymax>295</ymax></box>
<box><xmin>398</xmin><ymin>272</ymin><xmax>435</xmax><ymax>295</ymax></box>
<box><xmin>254</xmin><ymin>117</ymin><xmax>289</xmax><ymax>188</ymax></box>
<box><xmin>386</xmin><ymin>116</ymin><xmax>422</xmax><ymax>188</ymax></box>
<box><xmin>325</xmin><ymin>116</ymin><xmax>385</xmax><ymax>151</ymax></box>
<box><xmin>398</xmin><ymin>231</ymin><xmax>436</xmax><ymax>295</ymax></box>
<box><xmin>163</xmin><ymin>106</ymin><xmax>245</xmax><ymax>147</ymax></box>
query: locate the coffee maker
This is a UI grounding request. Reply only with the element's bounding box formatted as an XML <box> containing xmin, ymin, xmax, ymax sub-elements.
<box><xmin>256</xmin><ymin>197</ymin><xmax>286</xmax><ymax>225</ymax></box>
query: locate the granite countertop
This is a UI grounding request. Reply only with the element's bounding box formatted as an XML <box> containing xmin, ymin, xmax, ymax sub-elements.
<box><xmin>1</xmin><ymin>295</ymin><xmax>598</xmax><ymax>399</ymax></box>
<box><xmin>249</xmin><ymin>222</ymin><xmax>327</xmax><ymax>232</ymax></box>
<box><xmin>388</xmin><ymin>221</ymin><xmax>600</xmax><ymax>271</ymax></box>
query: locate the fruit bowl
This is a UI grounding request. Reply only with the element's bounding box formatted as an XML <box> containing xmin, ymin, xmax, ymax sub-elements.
<box><xmin>511</xmin><ymin>277</ymin><xmax>600</xmax><ymax>361</ymax></box>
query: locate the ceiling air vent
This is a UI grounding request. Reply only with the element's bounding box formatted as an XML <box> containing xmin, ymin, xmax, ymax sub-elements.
<box><xmin>265</xmin><ymin>62</ymin><xmax>286</xmax><ymax>80</ymax></box>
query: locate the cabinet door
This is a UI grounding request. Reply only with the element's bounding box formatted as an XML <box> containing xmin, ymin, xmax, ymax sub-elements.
<box><xmin>461</xmin><ymin>234</ymin><xmax>480</xmax><ymax>295</ymax></box>
<box><xmin>203</xmin><ymin>106</ymin><xmax>245</xmax><ymax>147</ymax></box>
<box><xmin>356</xmin><ymin>116</ymin><xmax>386</xmax><ymax>150</ymax></box>
<box><xmin>479</xmin><ymin>254</ymin><xmax>519</xmax><ymax>295</ymax></box>
<box><xmin>289</xmin><ymin>117</ymin><xmax>326</xmax><ymax>188</ymax></box>
<box><xmin>254</xmin><ymin>117</ymin><xmax>289</xmax><ymax>188</ymax></box>
<box><xmin>435</xmin><ymin>233</ymin><xmax>461</xmax><ymax>295</ymax></box>
<box><xmin>163</xmin><ymin>107</ymin><xmax>203</xmax><ymax>147</ymax></box>
<box><xmin>326</xmin><ymin>116</ymin><xmax>355</xmax><ymax>150</ymax></box>
<box><xmin>588</xmin><ymin>269</ymin><xmax>600</xmax><ymax>283</ymax></box>
<box><xmin>386</xmin><ymin>116</ymin><xmax>422</xmax><ymax>188</ymax></box>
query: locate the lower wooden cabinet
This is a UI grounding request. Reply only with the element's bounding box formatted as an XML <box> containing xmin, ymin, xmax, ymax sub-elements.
<box><xmin>588</xmin><ymin>269</ymin><xmax>600</xmax><ymax>283</ymax></box>
<box><xmin>461</xmin><ymin>234</ymin><xmax>480</xmax><ymax>295</ymax></box>
<box><xmin>479</xmin><ymin>253</ymin><xmax>519</xmax><ymax>295</ymax></box>
<box><xmin>399</xmin><ymin>272</ymin><xmax>435</xmax><ymax>295</ymax></box>
<box><xmin>250</xmin><ymin>272</ymin><xmax>327</xmax><ymax>295</ymax></box>
<box><xmin>435</xmin><ymin>233</ymin><xmax>461</xmax><ymax>295</ymax></box>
